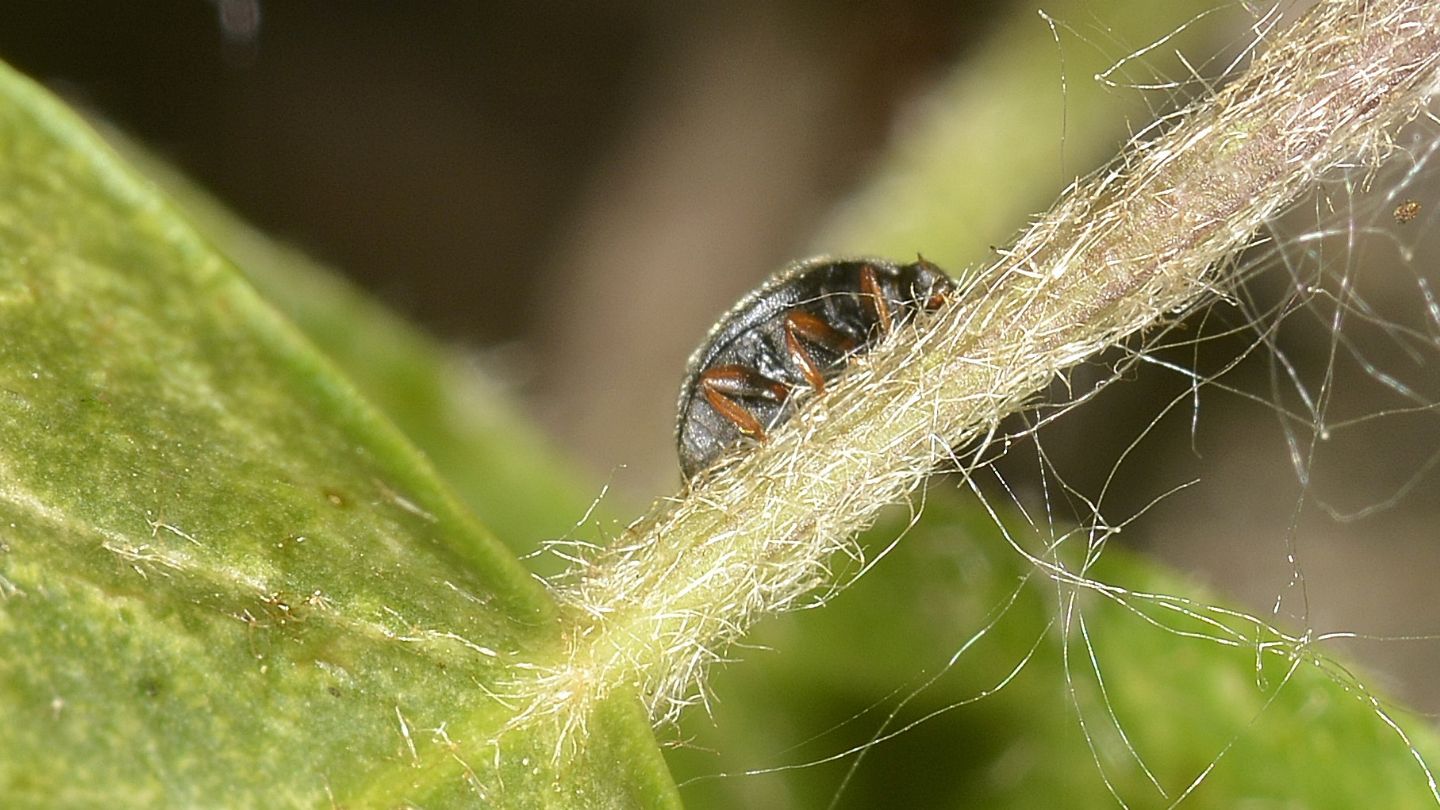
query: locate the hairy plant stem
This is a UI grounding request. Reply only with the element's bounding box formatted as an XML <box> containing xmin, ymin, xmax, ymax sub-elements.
<box><xmin>531</xmin><ymin>0</ymin><xmax>1440</xmax><ymax>728</ymax></box>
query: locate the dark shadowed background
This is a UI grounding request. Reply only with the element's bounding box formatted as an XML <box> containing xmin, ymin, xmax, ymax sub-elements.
<box><xmin>0</xmin><ymin>0</ymin><xmax>999</xmax><ymax>491</ymax></box>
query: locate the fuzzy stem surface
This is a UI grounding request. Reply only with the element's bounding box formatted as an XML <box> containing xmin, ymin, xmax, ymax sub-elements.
<box><xmin>533</xmin><ymin>0</ymin><xmax>1440</xmax><ymax>727</ymax></box>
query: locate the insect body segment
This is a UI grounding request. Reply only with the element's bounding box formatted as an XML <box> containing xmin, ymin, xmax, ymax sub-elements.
<box><xmin>676</xmin><ymin>257</ymin><xmax>955</xmax><ymax>479</ymax></box>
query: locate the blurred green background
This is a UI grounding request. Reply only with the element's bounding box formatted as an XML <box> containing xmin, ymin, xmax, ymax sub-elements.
<box><xmin>6</xmin><ymin>1</ymin><xmax>1440</xmax><ymax>806</ymax></box>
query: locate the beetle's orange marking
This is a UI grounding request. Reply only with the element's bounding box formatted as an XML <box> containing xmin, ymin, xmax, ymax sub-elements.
<box><xmin>785</xmin><ymin>310</ymin><xmax>857</xmax><ymax>354</ymax></box>
<box><xmin>784</xmin><ymin>322</ymin><xmax>826</xmax><ymax>392</ymax></box>
<box><xmin>702</xmin><ymin>364</ymin><xmax>789</xmax><ymax>401</ymax></box>
<box><xmin>699</xmin><ymin>365</ymin><xmax>787</xmax><ymax>438</ymax></box>
<box><xmin>783</xmin><ymin>311</ymin><xmax>855</xmax><ymax>393</ymax></box>
<box><xmin>860</xmin><ymin>265</ymin><xmax>892</xmax><ymax>333</ymax></box>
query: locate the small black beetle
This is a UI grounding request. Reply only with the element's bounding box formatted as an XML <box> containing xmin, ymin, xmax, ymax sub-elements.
<box><xmin>676</xmin><ymin>256</ymin><xmax>954</xmax><ymax>479</ymax></box>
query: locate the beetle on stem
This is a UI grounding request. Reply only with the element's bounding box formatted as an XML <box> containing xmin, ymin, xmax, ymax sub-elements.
<box><xmin>676</xmin><ymin>256</ymin><xmax>954</xmax><ymax>479</ymax></box>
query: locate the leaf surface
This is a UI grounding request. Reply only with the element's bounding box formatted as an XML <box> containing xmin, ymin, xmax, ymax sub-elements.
<box><xmin>0</xmin><ymin>60</ymin><xmax>677</xmax><ymax>808</ymax></box>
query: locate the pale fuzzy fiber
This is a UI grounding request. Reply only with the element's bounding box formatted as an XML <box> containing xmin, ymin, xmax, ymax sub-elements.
<box><xmin>516</xmin><ymin>0</ymin><xmax>1440</xmax><ymax>737</ymax></box>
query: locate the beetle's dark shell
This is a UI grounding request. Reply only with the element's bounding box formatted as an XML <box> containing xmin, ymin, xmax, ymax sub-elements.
<box><xmin>676</xmin><ymin>256</ymin><xmax>954</xmax><ymax>479</ymax></box>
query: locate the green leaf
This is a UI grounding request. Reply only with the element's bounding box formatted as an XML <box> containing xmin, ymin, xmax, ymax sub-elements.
<box><xmin>0</xmin><ymin>60</ymin><xmax>677</xmax><ymax>807</ymax></box>
<box><xmin>673</xmin><ymin>496</ymin><xmax>1440</xmax><ymax>808</ymax></box>
<box><xmin>103</xmin><ymin>132</ymin><xmax>606</xmax><ymax>562</ymax></box>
